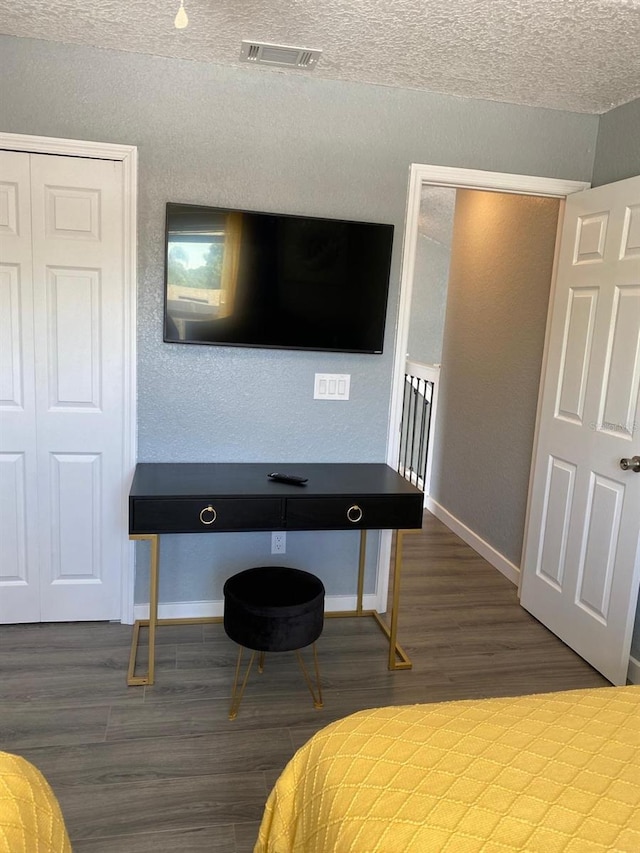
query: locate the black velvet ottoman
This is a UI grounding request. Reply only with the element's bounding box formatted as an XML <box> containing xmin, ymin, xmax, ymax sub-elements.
<box><xmin>223</xmin><ymin>566</ymin><xmax>325</xmax><ymax>719</ymax></box>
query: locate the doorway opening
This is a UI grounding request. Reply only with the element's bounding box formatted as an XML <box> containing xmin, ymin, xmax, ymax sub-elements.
<box><xmin>381</xmin><ymin>165</ymin><xmax>640</xmax><ymax>686</ymax></box>
<box><xmin>377</xmin><ymin>168</ymin><xmax>587</xmax><ymax>607</ymax></box>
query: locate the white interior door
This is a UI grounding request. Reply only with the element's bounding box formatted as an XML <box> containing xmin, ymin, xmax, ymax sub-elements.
<box><xmin>0</xmin><ymin>151</ymin><xmax>40</xmax><ymax>619</ymax></box>
<box><xmin>0</xmin><ymin>150</ymin><xmax>127</xmax><ymax>623</ymax></box>
<box><xmin>521</xmin><ymin>175</ymin><xmax>640</xmax><ymax>685</ymax></box>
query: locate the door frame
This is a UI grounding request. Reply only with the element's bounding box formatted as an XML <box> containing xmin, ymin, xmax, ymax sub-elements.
<box><xmin>0</xmin><ymin>131</ymin><xmax>138</xmax><ymax>625</ymax></box>
<box><xmin>378</xmin><ymin>165</ymin><xmax>588</xmax><ymax>608</ymax></box>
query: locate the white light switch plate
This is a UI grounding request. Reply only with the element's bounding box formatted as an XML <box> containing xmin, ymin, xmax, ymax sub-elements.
<box><xmin>314</xmin><ymin>373</ymin><xmax>351</xmax><ymax>400</ymax></box>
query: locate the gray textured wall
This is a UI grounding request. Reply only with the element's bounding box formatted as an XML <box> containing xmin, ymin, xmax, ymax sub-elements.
<box><xmin>407</xmin><ymin>187</ymin><xmax>455</xmax><ymax>365</ymax></box>
<box><xmin>592</xmin><ymin>98</ymin><xmax>640</xmax><ymax>187</ymax></box>
<box><xmin>407</xmin><ymin>234</ymin><xmax>449</xmax><ymax>364</ymax></box>
<box><xmin>430</xmin><ymin>190</ymin><xmax>561</xmax><ymax>566</ymax></box>
<box><xmin>0</xmin><ymin>35</ymin><xmax>599</xmax><ymax>607</ymax></box>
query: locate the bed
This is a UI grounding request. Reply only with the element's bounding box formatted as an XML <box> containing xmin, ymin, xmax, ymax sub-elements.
<box><xmin>255</xmin><ymin>685</ymin><xmax>640</xmax><ymax>852</ymax></box>
<box><xmin>0</xmin><ymin>751</ymin><xmax>71</xmax><ymax>853</ymax></box>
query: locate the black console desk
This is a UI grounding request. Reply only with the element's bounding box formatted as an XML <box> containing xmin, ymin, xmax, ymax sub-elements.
<box><xmin>128</xmin><ymin>462</ymin><xmax>423</xmax><ymax>685</ymax></box>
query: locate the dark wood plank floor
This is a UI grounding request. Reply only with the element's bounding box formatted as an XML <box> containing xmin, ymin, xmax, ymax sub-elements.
<box><xmin>0</xmin><ymin>511</ymin><xmax>609</xmax><ymax>852</ymax></box>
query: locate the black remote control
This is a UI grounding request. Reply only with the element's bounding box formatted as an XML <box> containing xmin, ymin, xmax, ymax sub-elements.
<box><xmin>267</xmin><ymin>472</ymin><xmax>308</xmax><ymax>485</ymax></box>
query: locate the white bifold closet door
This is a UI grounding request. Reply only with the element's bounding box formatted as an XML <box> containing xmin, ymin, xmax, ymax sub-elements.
<box><xmin>0</xmin><ymin>150</ymin><xmax>126</xmax><ymax>623</ymax></box>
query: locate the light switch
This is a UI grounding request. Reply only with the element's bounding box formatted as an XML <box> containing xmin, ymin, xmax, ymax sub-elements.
<box><xmin>314</xmin><ymin>373</ymin><xmax>351</xmax><ymax>400</ymax></box>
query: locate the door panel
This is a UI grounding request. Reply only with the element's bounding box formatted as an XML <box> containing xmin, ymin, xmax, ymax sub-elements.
<box><xmin>0</xmin><ymin>150</ymin><xmax>126</xmax><ymax>623</ymax></box>
<box><xmin>0</xmin><ymin>264</ymin><xmax>25</xmax><ymax>408</ymax></box>
<box><xmin>537</xmin><ymin>456</ymin><xmax>576</xmax><ymax>589</ymax></box>
<box><xmin>521</xmin><ymin>175</ymin><xmax>640</xmax><ymax>685</ymax></box>
<box><xmin>621</xmin><ymin>204</ymin><xmax>640</xmax><ymax>258</ymax></box>
<box><xmin>46</xmin><ymin>267</ymin><xmax>102</xmax><ymax>409</ymax></box>
<box><xmin>599</xmin><ymin>285</ymin><xmax>640</xmax><ymax>432</ymax></box>
<box><xmin>576</xmin><ymin>473</ymin><xmax>623</xmax><ymax>620</ymax></box>
<box><xmin>555</xmin><ymin>287</ymin><xmax>597</xmax><ymax>422</ymax></box>
<box><xmin>49</xmin><ymin>452</ymin><xmax>101</xmax><ymax>581</ymax></box>
<box><xmin>30</xmin><ymin>154</ymin><xmax>124</xmax><ymax>622</ymax></box>
<box><xmin>0</xmin><ymin>151</ymin><xmax>39</xmax><ymax>622</ymax></box>
<box><xmin>0</xmin><ymin>453</ymin><xmax>29</xmax><ymax>583</ymax></box>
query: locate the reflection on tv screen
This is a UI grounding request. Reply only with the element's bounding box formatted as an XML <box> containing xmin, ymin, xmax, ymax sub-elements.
<box><xmin>164</xmin><ymin>203</ymin><xmax>394</xmax><ymax>354</ymax></box>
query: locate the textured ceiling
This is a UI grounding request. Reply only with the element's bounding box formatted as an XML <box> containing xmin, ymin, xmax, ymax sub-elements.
<box><xmin>2</xmin><ymin>0</ymin><xmax>639</xmax><ymax>114</ymax></box>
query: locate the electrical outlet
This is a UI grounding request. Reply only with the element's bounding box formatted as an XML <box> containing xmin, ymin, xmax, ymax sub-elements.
<box><xmin>271</xmin><ymin>532</ymin><xmax>286</xmax><ymax>554</ymax></box>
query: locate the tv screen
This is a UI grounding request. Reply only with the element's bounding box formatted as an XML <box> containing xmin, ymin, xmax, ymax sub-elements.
<box><xmin>163</xmin><ymin>203</ymin><xmax>394</xmax><ymax>353</ymax></box>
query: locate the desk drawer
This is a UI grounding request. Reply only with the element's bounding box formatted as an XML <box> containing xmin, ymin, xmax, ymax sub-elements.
<box><xmin>130</xmin><ymin>498</ymin><xmax>283</xmax><ymax>533</ymax></box>
<box><xmin>285</xmin><ymin>496</ymin><xmax>423</xmax><ymax>530</ymax></box>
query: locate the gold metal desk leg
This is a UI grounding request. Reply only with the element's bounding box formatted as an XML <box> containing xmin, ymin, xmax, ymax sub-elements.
<box><xmin>365</xmin><ymin>529</ymin><xmax>412</xmax><ymax>670</ymax></box>
<box><xmin>388</xmin><ymin>529</ymin><xmax>410</xmax><ymax>670</ymax></box>
<box><xmin>345</xmin><ymin>527</ymin><xmax>412</xmax><ymax>670</ymax></box>
<box><xmin>127</xmin><ymin>533</ymin><xmax>159</xmax><ymax>686</ymax></box>
<box><xmin>126</xmin><ymin>524</ymin><xmax>415</xmax><ymax>684</ymax></box>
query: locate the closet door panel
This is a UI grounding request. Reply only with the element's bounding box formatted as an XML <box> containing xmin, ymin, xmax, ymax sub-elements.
<box><xmin>0</xmin><ymin>151</ymin><xmax>40</xmax><ymax>622</ymax></box>
<box><xmin>30</xmin><ymin>154</ymin><xmax>125</xmax><ymax>621</ymax></box>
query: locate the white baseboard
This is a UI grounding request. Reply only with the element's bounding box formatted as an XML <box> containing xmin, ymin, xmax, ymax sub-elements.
<box><xmin>133</xmin><ymin>593</ymin><xmax>380</xmax><ymax>622</ymax></box>
<box><xmin>425</xmin><ymin>496</ymin><xmax>521</xmax><ymax>586</ymax></box>
<box><xmin>133</xmin><ymin>599</ymin><xmax>225</xmax><ymax>621</ymax></box>
<box><xmin>627</xmin><ymin>655</ymin><xmax>640</xmax><ymax>685</ymax></box>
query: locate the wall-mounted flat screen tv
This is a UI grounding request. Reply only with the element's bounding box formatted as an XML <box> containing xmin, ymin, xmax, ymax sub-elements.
<box><xmin>164</xmin><ymin>203</ymin><xmax>394</xmax><ymax>353</ymax></box>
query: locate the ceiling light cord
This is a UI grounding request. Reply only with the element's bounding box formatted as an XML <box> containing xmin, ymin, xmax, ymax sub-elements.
<box><xmin>174</xmin><ymin>0</ymin><xmax>188</xmax><ymax>29</ymax></box>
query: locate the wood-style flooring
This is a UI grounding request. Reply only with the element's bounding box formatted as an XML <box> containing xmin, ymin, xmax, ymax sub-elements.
<box><xmin>0</xmin><ymin>512</ymin><xmax>609</xmax><ymax>852</ymax></box>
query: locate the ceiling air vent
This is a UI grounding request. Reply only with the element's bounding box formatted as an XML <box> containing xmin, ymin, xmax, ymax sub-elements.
<box><xmin>240</xmin><ymin>40</ymin><xmax>322</xmax><ymax>70</ymax></box>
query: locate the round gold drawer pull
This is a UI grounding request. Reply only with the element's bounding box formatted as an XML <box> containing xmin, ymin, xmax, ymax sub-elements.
<box><xmin>346</xmin><ymin>504</ymin><xmax>363</xmax><ymax>523</ymax></box>
<box><xmin>199</xmin><ymin>505</ymin><xmax>217</xmax><ymax>525</ymax></box>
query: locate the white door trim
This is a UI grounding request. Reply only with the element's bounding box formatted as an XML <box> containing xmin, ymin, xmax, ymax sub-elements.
<box><xmin>387</xmin><ymin>165</ymin><xmax>589</xmax><ymax>470</ymax></box>
<box><xmin>376</xmin><ymin>165</ymin><xmax>589</xmax><ymax>613</ymax></box>
<box><xmin>0</xmin><ymin>131</ymin><xmax>138</xmax><ymax>625</ymax></box>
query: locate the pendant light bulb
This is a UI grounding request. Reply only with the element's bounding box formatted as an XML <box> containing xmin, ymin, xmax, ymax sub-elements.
<box><xmin>174</xmin><ymin>0</ymin><xmax>188</xmax><ymax>29</ymax></box>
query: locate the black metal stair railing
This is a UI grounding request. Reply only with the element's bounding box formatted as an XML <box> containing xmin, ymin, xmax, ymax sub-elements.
<box><xmin>398</xmin><ymin>372</ymin><xmax>434</xmax><ymax>489</ymax></box>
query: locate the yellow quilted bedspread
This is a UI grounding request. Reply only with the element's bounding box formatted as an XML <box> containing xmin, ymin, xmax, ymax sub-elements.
<box><xmin>0</xmin><ymin>751</ymin><xmax>72</xmax><ymax>853</ymax></box>
<box><xmin>255</xmin><ymin>686</ymin><xmax>640</xmax><ymax>852</ymax></box>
